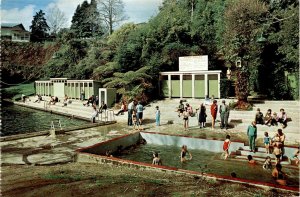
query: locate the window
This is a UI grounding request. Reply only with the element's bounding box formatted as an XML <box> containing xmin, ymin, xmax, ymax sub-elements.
<box><xmin>183</xmin><ymin>75</ymin><xmax>192</xmax><ymax>80</ymax></box>
<box><xmin>171</xmin><ymin>75</ymin><xmax>180</xmax><ymax>80</ymax></box>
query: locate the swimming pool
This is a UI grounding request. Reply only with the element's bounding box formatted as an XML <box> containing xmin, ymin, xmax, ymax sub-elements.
<box><xmin>2</xmin><ymin>104</ymin><xmax>89</xmax><ymax>136</ymax></box>
<box><xmin>77</xmin><ymin>132</ymin><xmax>299</xmax><ymax>192</ymax></box>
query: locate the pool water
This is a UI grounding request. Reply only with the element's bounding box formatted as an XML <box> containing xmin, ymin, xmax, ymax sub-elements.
<box><xmin>1</xmin><ymin>104</ymin><xmax>88</xmax><ymax>136</ymax></box>
<box><xmin>118</xmin><ymin>143</ymin><xmax>299</xmax><ymax>186</ymax></box>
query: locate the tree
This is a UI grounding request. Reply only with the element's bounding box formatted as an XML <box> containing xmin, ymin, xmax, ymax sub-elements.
<box><xmin>30</xmin><ymin>10</ymin><xmax>50</xmax><ymax>42</ymax></box>
<box><xmin>46</xmin><ymin>5</ymin><xmax>67</xmax><ymax>35</ymax></box>
<box><xmin>97</xmin><ymin>0</ymin><xmax>128</xmax><ymax>35</ymax></box>
<box><xmin>71</xmin><ymin>0</ymin><xmax>104</xmax><ymax>38</ymax></box>
<box><xmin>223</xmin><ymin>0</ymin><xmax>268</xmax><ymax>106</ymax></box>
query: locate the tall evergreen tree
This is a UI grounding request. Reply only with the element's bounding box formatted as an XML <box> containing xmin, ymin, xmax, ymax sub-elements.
<box><xmin>70</xmin><ymin>0</ymin><xmax>103</xmax><ymax>38</ymax></box>
<box><xmin>30</xmin><ymin>10</ymin><xmax>49</xmax><ymax>42</ymax></box>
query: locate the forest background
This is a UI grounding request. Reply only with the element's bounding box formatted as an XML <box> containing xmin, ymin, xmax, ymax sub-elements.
<box><xmin>2</xmin><ymin>0</ymin><xmax>299</xmax><ymax>104</ymax></box>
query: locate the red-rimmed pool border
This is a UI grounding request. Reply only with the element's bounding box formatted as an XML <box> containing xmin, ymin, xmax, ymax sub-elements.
<box><xmin>76</xmin><ymin>131</ymin><xmax>300</xmax><ymax>193</ymax></box>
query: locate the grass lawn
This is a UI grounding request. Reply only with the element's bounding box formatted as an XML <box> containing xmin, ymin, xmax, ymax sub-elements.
<box><xmin>3</xmin><ymin>82</ymin><xmax>35</xmax><ymax>101</ymax></box>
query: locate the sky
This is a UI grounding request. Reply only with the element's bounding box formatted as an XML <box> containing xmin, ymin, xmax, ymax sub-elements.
<box><xmin>1</xmin><ymin>0</ymin><xmax>163</xmax><ymax>31</ymax></box>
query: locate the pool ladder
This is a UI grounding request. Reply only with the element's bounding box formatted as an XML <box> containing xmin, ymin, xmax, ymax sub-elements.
<box><xmin>51</xmin><ymin>119</ymin><xmax>62</xmax><ymax>130</ymax></box>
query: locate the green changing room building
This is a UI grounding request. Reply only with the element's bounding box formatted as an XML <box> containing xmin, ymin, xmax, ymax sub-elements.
<box><xmin>160</xmin><ymin>55</ymin><xmax>221</xmax><ymax>99</ymax></box>
<box><xmin>35</xmin><ymin>78</ymin><xmax>101</xmax><ymax>99</ymax></box>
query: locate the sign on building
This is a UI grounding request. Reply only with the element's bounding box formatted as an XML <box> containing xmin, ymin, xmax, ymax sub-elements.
<box><xmin>179</xmin><ymin>55</ymin><xmax>208</xmax><ymax>71</ymax></box>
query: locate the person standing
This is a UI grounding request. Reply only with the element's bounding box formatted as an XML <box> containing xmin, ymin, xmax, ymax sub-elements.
<box><xmin>155</xmin><ymin>106</ymin><xmax>160</xmax><ymax>126</ymax></box>
<box><xmin>210</xmin><ymin>100</ymin><xmax>218</xmax><ymax>129</ymax></box>
<box><xmin>277</xmin><ymin>129</ymin><xmax>286</xmax><ymax>159</ymax></box>
<box><xmin>127</xmin><ymin>100</ymin><xmax>135</xmax><ymax>126</ymax></box>
<box><xmin>183</xmin><ymin>107</ymin><xmax>189</xmax><ymax>131</ymax></box>
<box><xmin>247</xmin><ymin>121</ymin><xmax>257</xmax><ymax>152</ymax></box>
<box><xmin>91</xmin><ymin>105</ymin><xmax>98</xmax><ymax>123</ymax></box>
<box><xmin>136</xmin><ymin>101</ymin><xmax>144</xmax><ymax>126</ymax></box>
<box><xmin>177</xmin><ymin>100</ymin><xmax>184</xmax><ymax>117</ymax></box>
<box><xmin>223</xmin><ymin>135</ymin><xmax>231</xmax><ymax>160</ymax></box>
<box><xmin>219</xmin><ymin>100</ymin><xmax>230</xmax><ymax>129</ymax></box>
<box><xmin>198</xmin><ymin>103</ymin><xmax>207</xmax><ymax>128</ymax></box>
<box><xmin>80</xmin><ymin>88</ymin><xmax>85</xmax><ymax>100</ymax></box>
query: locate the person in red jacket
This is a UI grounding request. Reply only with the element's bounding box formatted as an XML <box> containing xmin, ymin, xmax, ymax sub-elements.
<box><xmin>210</xmin><ymin>100</ymin><xmax>218</xmax><ymax>129</ymax></box>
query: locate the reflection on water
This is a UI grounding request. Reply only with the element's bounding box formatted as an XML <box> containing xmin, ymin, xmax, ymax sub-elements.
<box><xmin>2</xmin><ymin>104</ymin><xmax>88</xmax><ymax>136</ymax></box>
<box><xmin>119</xmin><ymin>144</ymin><xmax>299</xmax><ymax>186</ymax></box>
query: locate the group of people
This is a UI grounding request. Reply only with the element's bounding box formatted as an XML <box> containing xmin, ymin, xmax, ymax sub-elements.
<box><xmin>84</xmin><ymin>95</ymin><xmax>99</xmax><ymax>107</ymax></box>
<box><xmin>127</xmin><ymin>100</ymin><xmax>144</xmax><ymax>130</ymax></box>
<box><xmin>176</xmin><ymin>98</ymin><xmax>230</xmax><ymax>131</ymax></box>
<box><xmin>255</xmin><ymin>108</ymin><xmax>288</xmax><ymax>128</ymax></box>
<box><xmin>224</xmin><ymin>132</ymin><xmax>298</xmax><ymax>186</ymax></box>
<box><xmin>151</xmin><ymin>144</ymin><xmax>192</xmax><ymax>166</ymax></box>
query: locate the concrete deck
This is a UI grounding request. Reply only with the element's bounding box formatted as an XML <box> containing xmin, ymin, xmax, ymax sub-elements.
<box><xmin>1</xmin><ymin>97</ymin><xmax>299</xmax><ymax>166</ymax></box>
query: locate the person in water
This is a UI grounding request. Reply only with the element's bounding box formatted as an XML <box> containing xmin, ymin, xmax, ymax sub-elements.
<box><xmin>272</xmin><ymin>163</ymin><xmax>287</xmax><ymax>186</ymax></box>
<box><xmin>263</xmin><ymin>156</ymin><xmax>272</xmax><ymax>170</ymax></box>
<box><xmin>247</xmin><ymin>155</ymin><xmax>256</xmax><ymax>164</ymax></box>
<box><xmin>152</xmin><ymin>152</ymin><xmax>162</xmax><ymax>165</ymax></box>
<box><xmin>180</xmin><ymin>145</ymin><xmax>192</xmax><ymax>162</ymax></box>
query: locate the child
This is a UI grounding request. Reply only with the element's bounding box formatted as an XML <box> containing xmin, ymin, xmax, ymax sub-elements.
<box><xmin>132</xmin><ymin>110</ymin><xmax>139</xmax><ymax>130</ymax></box>
<box><xmin>247</xmin><ymin>155</ymin><xmax>256</xmax><ymax>164</ymax></box>
<box><xmin>180</xmin><ymin>145</ymin><xmax>192</xmax><ymax>162</ymax></box>
<box><xmin>263</xmin><ymin>132</ymin><xmax>271</xmax><ymax>154</ymax></box>
<box><xmin>223</xmin><ymin>135</ymin><xmax>231</xmax><ymax>160</ymax></box>
<box><xmin>152</xmin><ymin>152</ymin><xmax>162</xmax><ymax>165</ymax></box>
<box><xmin>263</xmin><ymin>156</ymin><xmax>272</xmax><ymax>170</ymax></box>
<box><xmin>155</xmin><ymin>106</ymin><xmax>160</xmax><ymax>126</ymax></box>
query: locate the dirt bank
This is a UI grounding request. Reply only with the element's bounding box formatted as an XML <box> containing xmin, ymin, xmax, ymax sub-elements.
<box><xmin>1</xmin><ymin>162</ymin><xmax>297</xmax><ymax>197</ymax></box>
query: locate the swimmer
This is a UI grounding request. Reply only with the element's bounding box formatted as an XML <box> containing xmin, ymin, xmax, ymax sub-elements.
<box><xmin>247</xmin><ymin>155</ymin><xmax>256</xmax><ymax>164</ymax></box>
<box><xmin>293</xmin><ymin>146</ymin><xmax>299</xmax><ymax>165</ymax></box>
<box><xmin>272</xmin><ymin>163</ymin><xmax>287</xmax><ymax>186</ymax></box>
<box><xmin>263</xmin><ymin>156</ymin><xmax>272</xmax><ymax>170</ymax></box>
<box><xmin>152</xmin><ymin>152</ymin><xmax>162</xmax><ymax>165</ymax></box>
<box><xmin>181</xmin><ymin>145</ymin><xmax>192</xmax><ymax>162</ymax></box>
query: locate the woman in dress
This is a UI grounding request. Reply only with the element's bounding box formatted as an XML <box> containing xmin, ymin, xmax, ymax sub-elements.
<box><xmin>210</xmin><ymin>100</ymin><xmax>218</xmax><ymax>129</ymax></box>
<box><xmin>199</xmin><ymin>103</ymin><xmax>207</xmax><ymax>128</ymax></box>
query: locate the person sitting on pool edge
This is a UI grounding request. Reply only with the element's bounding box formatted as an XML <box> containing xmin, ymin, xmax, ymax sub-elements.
<box><xmin>181</xmin><ymin>145</ymin><xmax>192</xmax><ymax>162</ymax></box>
<box><xmin>152</xmin><ymin>152</ymin><xmax>162</xmax><ymax>165</ymax></box>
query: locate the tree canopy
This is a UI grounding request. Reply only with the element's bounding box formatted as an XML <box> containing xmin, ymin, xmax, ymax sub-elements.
<box><xmin>5</xmin><ymin>0</ymin><xmax>299</xmax><ymax>102</ymax></box>
<box><xmin>30</xmin><ymin>10</ymin><xmax>50</xmax><ymax>42</ymax></box>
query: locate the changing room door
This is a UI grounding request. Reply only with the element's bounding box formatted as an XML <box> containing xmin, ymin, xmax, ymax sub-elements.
<box><xmin>99</xmin><ymin>90</ymin><xmax>106</xmax><ymax>105</ymax></box>
<box><xmin>53</xmin><ymin>83</ymin><xmax>65</xmax><ymax>98</ymax></box>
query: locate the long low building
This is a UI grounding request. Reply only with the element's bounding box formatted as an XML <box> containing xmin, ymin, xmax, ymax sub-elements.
<box><xmin>35</xmin><ymin>78</ymin><xmax>101</xmax><ymax>100</ymax></box>
<box><xmin>160</xmin><ymin>70</ymin><xmax>221</xmax><ymax>99</ymax></box>
<box><xmin>160</xmin><ymin>55</ymin><xmax>221</xmax><ymax>99</ymax></box>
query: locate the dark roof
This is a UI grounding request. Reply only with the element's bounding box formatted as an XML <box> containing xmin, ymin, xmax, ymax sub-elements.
<box><xmin>1</xmin><ymin>23</ymin><xmax>28</xmax><ymax>31</ymax></box>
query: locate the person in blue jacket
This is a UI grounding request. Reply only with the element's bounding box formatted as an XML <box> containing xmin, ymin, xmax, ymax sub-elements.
<box><xmin>247</xmin><ymin>121</ymin><xmax>257</xmax><ymax>153</ymax></box>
